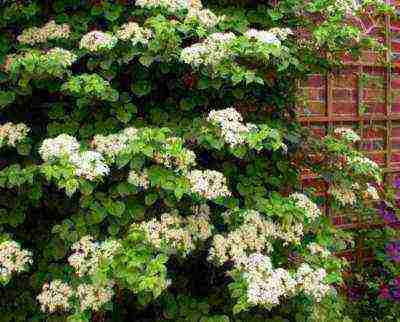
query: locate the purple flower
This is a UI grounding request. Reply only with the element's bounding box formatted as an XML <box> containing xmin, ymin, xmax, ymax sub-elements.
<box><xmin>394</xmin><ymin>177</ymin><xmax>400</xmax><ymax>189</ymax></box>
<box><xmin>377</xmin><ymin>201</ymin><xmax>399</xmax><ymax>224</ymax></box>
<box><xmin>347</xmin><ymin>287</ymin><xmax>363</xmax><ymax>300</ymax></box>
<box><xmin>386</xmin><ymin>241</ymin><xmax>400</xmax><ymax>263</ymax></box>
<box><xmin>392</xmin><ymin>288</ymin><xmax>400</xmax><ymax>301</ymax></box>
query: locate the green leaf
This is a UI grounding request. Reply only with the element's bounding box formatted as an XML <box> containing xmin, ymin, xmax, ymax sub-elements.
<box><xmin>145</xmin><ymin>193</ymin><xmax>158</xmax><ymax>206</ymax></box>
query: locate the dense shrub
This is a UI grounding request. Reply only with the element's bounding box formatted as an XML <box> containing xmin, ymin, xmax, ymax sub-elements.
<box><xmin>0</xmin><ymin>0</ymin><xmax>394</xmax><ymax>321</ymax></box>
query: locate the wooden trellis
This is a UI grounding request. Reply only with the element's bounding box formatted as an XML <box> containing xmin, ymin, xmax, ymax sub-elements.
<box><xmin>298</xmin><ymin>4</ymin><xmax>400</xmax><ymax>234</ymax></box>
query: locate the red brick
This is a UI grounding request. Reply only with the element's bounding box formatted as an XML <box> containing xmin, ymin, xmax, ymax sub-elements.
<box><xmin>392</xmin><ymin>152</ymin><xmax>400</xmax><ymax>163</ymax></box>
<box><xmin>363</xmin><ymin>102</ymin><xmax>386</xmax><ymax>114</ymax></box>
<box><xmin>332</xmin><ymin>75</ymin><xmax>357</xmax><ymax>88</ymax></box>
<box><xmin>363</xmin><ymin>88</ymin><xmax>385</xmax><ymax>101</ymax></box>
<box><xmin>303</xmin><ymin>88</ymin><xmax>326</xmax><ymax>101</ymax></box>
<box><xmin>304</xmin><ymin>75</ymin><xmax>325</xmax><ymax>88</ymax></box>
<box><xmin>392</xmin><ymin>78</ymin><xmax>400</xmax><ymax>89</ymax></box>
<box><xmin>332</xmin><ymin>88</ymin><xmax>357</xmax><ymax>101</ymax></box>
<box><xmin>391</xmin><ymin>127</ymin><xmax>400</xmax><ymax>138</ymax></box>
<box><xmin>332</xmin><ymin>102</ymin><xmax>358</xmax><ymax>115</ymax></box>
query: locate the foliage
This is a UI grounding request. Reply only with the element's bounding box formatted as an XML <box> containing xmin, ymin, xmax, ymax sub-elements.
<box><xmin>0</xmin><ymin>0</ymin><xmax>394</xmax><ymax>321</ymax></box>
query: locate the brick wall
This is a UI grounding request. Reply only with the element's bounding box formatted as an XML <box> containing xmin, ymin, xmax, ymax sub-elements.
<box><xmin>298</xmin><ymin>5</ymin><xmax>400</xmax><ymax>232</ymax></box>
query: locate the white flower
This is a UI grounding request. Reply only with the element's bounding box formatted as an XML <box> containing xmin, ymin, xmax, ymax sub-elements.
<box><xmin>347</xmin><ymin>155</ymin><xmax>382</xmax><ymax>182</ymax></box>
<box><xmin>295</xmin><ymin>263</ymin><xmax>330</xmax><ymax>302</ymax></box>
<box><xmin>68</xmin><ymin>236</ymin><xmax>121</xmax><ymax>277</ymax></box>
<box><xmin>91</xmin><ymin>127</ymin><xmax>138</xmax><ymax>160</ymax></box>
<box><xmin>328</xmin><ymin>184</ymin><xmax>357</xmax><ymax>206</ymax></box>
<box><xmin>0</xmin><ymin>123</ymin><xmax>29</xmax><ymax>148</ymax></box>
<box><xmin>80</xmin><ymin>31</ymin><xmax>117</xmax><ymax>52</ymax></box>
<box><xmin>39</xmin><ymin>134</ymin><xmax>80</xmax><ymax>162</ymax></box>
<box><xmin>128</xmin><ymin>169</ymin><xmax>150</xmax><ymax>189</ymax></box>
<box><xmin>180</xmin><ymin>32</ymin><xmax>236</xmax><ymax>68</ymax></box>
<box><xmin>290</xmin><ymin>193</ymin><xmax>321</xmax><ymax>221</ymax></box>
<box><xmin>187</xmin><ymin>169</ymin><xmax>231</xmax><ymax>199</ymax></box>
<box><xmin>244</xmin><ymin>29</ymin><xmax>280</xmax><ymax>45</ymax></box>
<box><xmin>241</xmin><ymin>254</ymin><xmax>296</xmax><ymax>309</ymax></box>
<box><xmin>0</xmin><ymin>241</ymin><xmax>32</xmax><ymax>282</ymax></box>
<box><xmin>70</xmin><ymin>151</ymin><xmax>110</xmax><ymax>181</ymax></box>
<box><xmin>116</xmin><ymin>22</ymin><xmax>153</xmax><ymax>45</ymax></box>
<box><xmin>46</xmin><ymin>47</ymin><xmax>77</xmax><ymax>67</ymax></box>
<box><xmin>76</xmin><ymin>282</ymin><xmax>114</xmax><ymax>312</ymax></box>
<box><xmin>186</xmin><ymin>8</ymin><xmax>221</xmax><ymax>29</ymax></box>
<box><xmin>365</xmin><ymin>183</ymin><xmax>379</xmax><ymax>200</ymax></box>
<box><xmin>37</xmin><ymin>280</ymin><xmax>73</xmax><ymax>313</ymax></box>
<box><xmin>135</xmin><ymin>0</ymin><xmax>202</xmax><ymax>13</ymax></box>
<box><xmin>269</xmin><ymin>27</ymin><xmax>293</xmax><ymax>40</ymax></box>
<box><xmin>308</xmin><ymin>242</ymin><xmax>331</xmax><ymax>258</ymax></box>
<box><xmin>139</xmin><ymin>212</ymin><xmax>211</xmax><ymax>256</ymax></box>
<box><xmin>17</xmin><ymin>20</ymin><xmax>70</xmax><ymax>45</ymax></box>
<box><xmin>207</xmin><ymin>108</ymin><xmax>256</xmax><ymax>147</ymax></box>
<box><xmin>334</xmin><ymin>127</ymin><xmax>360</xmax><ymax>143</ymax></box>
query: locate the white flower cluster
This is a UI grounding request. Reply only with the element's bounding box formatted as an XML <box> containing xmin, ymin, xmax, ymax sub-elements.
<box><xmin>180</xmin><ymin>32</ymin><xmax>236</xmax><ymax>68</ymax></box>
<box><xmin>39</xmin><ymin>134</ymin><xmax>110</xmax><ymax>181</ymax></box>
<box><xmin>70</xmin><ymin>151</ymin><xmax>110</xmax><ymax>180</ymax></box>
<box><xmin>46</xmin><ymin>47</ymin><xmax>77</xmax><ymax>68</ymax></box>
<box><xmin>0</xmin><ymin>240</ymin><xmax>32</xmax><ymax>283</ymax></box>
<box><xmin>116</xmin><ymin>22</ymin><xmax>153</xmax><ymax>45</ymax></box>
<box><xmin>128</xmin><ymin>169</ymin><xmax>150</xmax><ymax>190</ymax></box>
<box><xmin>238</xmin><ymin>254</ymin><xmax>331</xmax><ymax>309</ymax></box>
<box><xmin>244</xmin><ymin>29</ymin><xmax>280</xmax><ymax>45</ymax></box>
<box><xmin>365</xmin><ymin>183</ymin><xmax>379</xmax><ymax>200</ymax></box>
<box><xmin>328</xmin><ymin>184</ymin><xmax>357</xmax><ymax>206</ymax></box>
<box><xmin>91</xmin><ymin>127</ymin><xmax>139</xmax><ymax>160</ymax></box>
<box><xmin>17</xmin><ymin>20</ymin><xmax>70</xmax><ymax>45</ymax></box>
<box><xmin>135</xmin><ymin>0</ymin><xmax>202</xmax><ymax>13</ymax></box>
<box><xmin>290</xmin><ymin>193</ymin><xmax>321</xmax><ymax>221</ymax></box>
<box><xmin>4</xmin><ymin>48</ymin><xmax>76</xmax><ymax>75</ymax></box>
<box><xmin>187</xmin><ymin>169</ymin><xmax>231</xmax><ymax>199</ymax></box>
<box><xmin>295</xmin><ymin>263</ymin><xmax>331</xmax><ymax>302</ymax></box>
<box><xmin>209</xmin><ymin>210</ymin><xmax>304</xmax><ymax>267</ymax></box>
<box><xmin>347</xmin><ymin>155</ymin><xmax>382</xmax><ymax>182</ymax></box>
<box><xmin>39</xmin><ymin>134</ymin><xmax>80</xmax><ymax>161</ymax></box>
<box><xmin>68</xmin><ymin>236</ymin><xmax>121</xmax><ymax>277</ymax></box>
<box><xmin>80</xmin><ymin>31</ymin><xmax>117</xmax><ymax>52</ymax></box>
<box><xmin>307</xmin><ymin>242</ymin><xmax>331</xmax><ymax>258</ymax></box>
<box><xmin>37</xmin><ymin>280</ymin><xmax>73</xmax><ymax>313</ymax></box>
<box><xmin>207</xmin><ymin>108</ymin><xmax>257</xmax><ymax>147</ymax></box>
<box><xmin>139</xmin><ymin>212</ymin><xmax>212</xmax><ymax>256</ymax></box>
<box><xmin>186</xmin><ymin>8</ymin><xmax>221</xmax><ymax>29</ymax></box>
<box><xmin>242</xmin><ymin>253</ymin><xmax>296</xmax><ymax>309</ymax></box>
<box><xmin>269</xmin><ymin>27</ymin><xmax>293</xmax><ymax>40</ymax></box>
<box><xmin>76</xmin><ymin>282</ymin><xmax>114</xmax><ymax>312</ymax></box>
<box><xmin>0</xmin><ymin>122</ymin><xmax>29</xmax><ymax>148</ymax></box>
<box><xmin>334</xmin><ymin>127</ymin><xmax>360</xmax><ymax>143</ymax></box>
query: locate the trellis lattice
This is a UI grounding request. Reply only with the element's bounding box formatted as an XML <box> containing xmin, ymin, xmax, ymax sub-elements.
<box><xmin>298</xmin><ymin>2</ymin><xmax>400</xmax><ymax>235</ymax></box>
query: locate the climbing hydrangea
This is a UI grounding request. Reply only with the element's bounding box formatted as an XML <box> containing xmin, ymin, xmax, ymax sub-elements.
<box><xmin>68</xmin><ymin>236</ymin><xmax>121</xmax><ymax>277</ymax></box>
<box><xmin>116</xmin><ymin>22</ymin><xmax>153</xmax><ymax>45</ymax></box>
<box><xmin>0</xmin><ymin>122</ymin><xmax>29</xmax><ymax>148</ymax></box>
<box><xmin>17</xmin><ymin>20</ymin><xmax>70</xmax><ymax>45</ymax></box>
<box><xmin>290</xmin><ymin>193</ymin><xmax>321</xmax><ymax>221</ymax></box>
<box><xmin>187</xmin><ymin>169</ymin><xmax>231</xmax><ymax>199</ymax></box>
<box><xmin>180</xmin><ymin>32</ymin><xmax>236</xmax><ymax>68</ymax></box>
<box><xmin>80</xmin><ymin>31</ymin><xmax>117</xmax><ymax>52</ymax></box>
<box><xmin>207</xmin><ymin>108</ymin><xmax>256</xmax><ymax>147</ymax></box>
<box><xmin>37</xmin><ymin>280</ymin><xmax>74</xmax><ymax>313</ymax></box>
<box><xmin>138</xmin><ymin>212</ymin><xmax>212</xmax><ymax>256</ymax></box>
<box><xmin>0</xmin><ymin>240</ymin><xmax>32</xmax><ymax>284</ymax></box>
